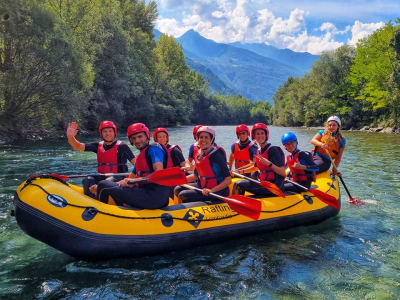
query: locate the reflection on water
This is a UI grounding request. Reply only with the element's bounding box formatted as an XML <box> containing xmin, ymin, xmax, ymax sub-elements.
<box><xmin>1</xmin><ymin>126</ymin><xmax>400</xmax><ymax>299</ymax></box>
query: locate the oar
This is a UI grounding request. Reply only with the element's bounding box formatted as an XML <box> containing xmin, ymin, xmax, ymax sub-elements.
<box><xmin>285</xmin><ymin>178</ymin><xmax>340</xmax><ymax>210</ymax></box>
<box><xmin>128</xmin><ymin>167</ymin><xmax>188</xmax><ymax>187</ymax></box>
<box><xmin>29</xmin><ymin>172</ymin><xmax>131</xmax><ymax>181</ymax></box>
<box><xmin>232</xmin><ymin>171</ymin><xmax>286</xmax><ymax>198</ymax></box>
<box><xmin>324</xmin><ymin>150</ymin><xmax>364</xmax><ymax>205</ymax></box>
<box><xmin>181</xmin><ymin>184</ymin><xmax>261</xmax><ymax>220</ymax></box>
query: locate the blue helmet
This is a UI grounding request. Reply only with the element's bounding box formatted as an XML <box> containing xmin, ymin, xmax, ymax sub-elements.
<box><xmin>281</xmin><ymin>132</ymin><xmax>297</xmax><ymax>145</ymax></box>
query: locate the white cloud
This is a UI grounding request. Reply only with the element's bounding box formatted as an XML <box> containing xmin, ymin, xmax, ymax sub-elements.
<box><xmin>319</xmin><ymin>22</ymin><xmax>350</xmax><ymax>35</ymax></box>
<box><xmin>348</xmin><ymin>20</ymin><xmax>385</xmax><ymax>45</ymax></box>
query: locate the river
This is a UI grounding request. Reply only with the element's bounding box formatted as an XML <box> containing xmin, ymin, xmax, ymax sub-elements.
<box><xmin>1</xmin><ymin>126</ymin><xmax>399</xmax><ymax>299</ymax></box>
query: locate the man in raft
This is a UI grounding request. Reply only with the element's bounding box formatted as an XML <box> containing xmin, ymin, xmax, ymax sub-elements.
<box><xmin>175</xmin><ymin>126</ymin><xmax>232</xmax><ymax>203</ymax></box>
<box><xmin>232</xmin><ymin>123</ymin><xmax>286</xmax><ymax>196</ymax></box>
<box><xmin>96</xmin><ymin>123</ymin><xmax>170</xmax><ymax>209</ymax></box>
<box><xmin>66</xmin><ymin>121</ymin><xmax>135</xmax><ymax>198</ymax></box>
<box><xmin>228</xmin><ymin>124</ymin><xmax>257</xmax><ymax>176</ymax></box>
<box><xmin>281</xmin><ymin>132</ymin><xmax>318</xmax><ymax>193</ymax></box>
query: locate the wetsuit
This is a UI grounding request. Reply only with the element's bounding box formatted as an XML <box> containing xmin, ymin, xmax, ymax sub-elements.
<box><xmin>233</xmin><ymin>143</ymin><xmax>285</xmax><ymax>197</ymax></box>
<box><xmin>96</xmin><ymin>143</ymin><xmax>170</xmax><ymax>209</ymax></box>
<box><xmin>313</xmin><ymin>130</ymin><xmax>346</xmax><ymax>173</ymax></box>
<box><xmin>82</xmin><ymin>141</ymin><xmax>135</xmax><ymax>197</ymax></box>
<box><xmin>284</xmin><ymin>149</ymin><xmax>318</xmax><ymax>193</ymax></box>
<box><xmin>175</xmin><ymin>146</ymin><xmax>230</xmax><ymax>203</ymax></box>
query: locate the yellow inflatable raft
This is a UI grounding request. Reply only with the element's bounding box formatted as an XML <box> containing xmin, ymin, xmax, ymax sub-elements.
<box><xmin>13</xmin><ymin>172</ymin><xmax>340</xmax><ymax>261</ymax></box>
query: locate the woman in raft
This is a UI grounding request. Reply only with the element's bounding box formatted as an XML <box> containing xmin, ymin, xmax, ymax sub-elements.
<box><xmin>311</xmin><ymin>116</ymin><xmax>346</xmax><ymax>175</ymax></box>
<box><xmin>174</xmin><ymin>126</ymin><xmax>231</xmax><ymax>203</ymax></box>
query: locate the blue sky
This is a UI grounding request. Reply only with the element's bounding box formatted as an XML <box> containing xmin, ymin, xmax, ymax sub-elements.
<box><xmin>154</xmin><ymin>0</ymin><xmax>399</xmax><ymax>54</ymax></box>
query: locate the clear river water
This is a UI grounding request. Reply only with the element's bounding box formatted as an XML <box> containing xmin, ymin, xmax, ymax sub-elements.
<box><xmin>0</xmin><ymin>125</ymin><xmax>399</xmax><ymax>299</ymax></box>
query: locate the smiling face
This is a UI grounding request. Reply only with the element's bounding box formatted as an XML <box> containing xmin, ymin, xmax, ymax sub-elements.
<box><xmin>198</xmin><ymin>132</ymin><xmax>213</xmax><ymax>150</ymax></box>
<box><xmin>129</xmin><ymin>132</ymin><xmax>149</xmax><ymax>150</ymax></box>
<box><xmin>101</xmin><ymin>128</ymin><xmax>116</xmax><ymax>143</ymax></box>
<box><xmin>254</xmin><ymin>129</ymin><xmax>267</xmax><ymax>145</ymax></box>
<box><xmin>327</xmin><ymin>120</ymin><xmax>339</xmax><ymax>133</ymax></box>
<box><xmin>283</xmin><ymin>141</ymin><xmax>297</xmax><ymax>153</ymax></box>
<box><xmin>156</xmin><ymin>132</ymin><xmax>168</xmax><ymax>146</ymax></box>
<box><xmin>237</xmin><ymin>131</ymin><xmax>249</xmax><ymax>142</ymax></box>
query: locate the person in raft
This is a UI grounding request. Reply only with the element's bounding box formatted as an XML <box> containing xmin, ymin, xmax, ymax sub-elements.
<box><xmin>174</xmin><ymin>126</ymin><xmax>232</xmax><ymax>203</ymax></box>
<box><xmin>66</xmin><ymin>121</ymin><xmax>135</xmax><ymax>198</ymax></box>
<box><xmin>281</xmin><ymin>132</ymin><xmax>319</xmax><ymax>193</ymax></box>
<box><xmin>153</xmin><ymin>127</ymin><xmax>186</xmax><ymax>168</ymax></box>
<box><xmin>310</xmin><ymin>116</ymin><xmax>346</xmax><ymax>175</ymax></box>
<box><xmin>228</xmin><ymin>124</ymin><xmax>258</xmax><ymax>176</ymax></box>
<box><xmin>95</xmin><ymin>123</ymin><xmax>170</xmax><ymax>209</ymax></box>
<box><xmin>232</xmin><ymin>123</ymin><xmax>286</xmax><ymax>196</ymax></box>
<box><xmin>185</xmin><ymin>124</ymin><xmax>202</xmax><ymax>171</ymax></box>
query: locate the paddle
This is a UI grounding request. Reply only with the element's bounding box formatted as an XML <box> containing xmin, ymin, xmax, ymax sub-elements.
<box><xmin>232</xmin><ymin>171</ymin><xmax>286</xmax><ymax>198</ymax></box>
<box><xmin>285</xmin><ymin>178</ymin><xmax>340</xmax><ymax>210</ymax></box>
<box><xmin>29</xmin><ymin>172</ymin><xmax>131</xmax><ymax>181</ymax></box>
<box><xmin>324</xmin><ymin>150</ymin><xmax>364</xmax><ymax>205</ymax></box>
<box><xmin>181</xmin><ymin>184</ymin><xmax>261</xmax><ymax>220</ymax></box>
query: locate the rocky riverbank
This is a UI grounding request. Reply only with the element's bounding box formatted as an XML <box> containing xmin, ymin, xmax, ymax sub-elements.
<box><xmin>349</xmin><ymin>126</ymin><xmax>400</xmax><ymax>134</ymax></box>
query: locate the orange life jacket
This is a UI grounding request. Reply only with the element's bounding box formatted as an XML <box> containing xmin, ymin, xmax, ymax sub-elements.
<box><xmin>195</xmin><ymin>146</ymin><xmax>225</xmax><ymax>189</ymax></box>
<box><xmin>314</xmin><ymin>133</ymin><xmax>340</xmax><ymax>159</ymax></box>
<box><xmin>233</xmin><ymin>141</ymin><xmax>254</xmax><ymax>168</ymax></box>
<box><xmin>97</xmin><ymin>140</ymin><xmax>121</xmax><ymax>173</ymax></box>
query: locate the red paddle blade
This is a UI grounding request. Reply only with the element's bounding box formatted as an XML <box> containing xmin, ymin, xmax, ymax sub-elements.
<box><xmin>309</xmin><ymin>189</ymin><xmax>340</xmax><ymax>210</ymax></box>
<box><xmin>223</xmin><ymin>195</ymin><xmax>261</xmax><ymax>220</ymax></box>
<box><xmin>147</xmin><ymin>167</ymin><xmax>187</xmax><ymax>186</ymax></box>
<box><xmin>348</xmin><ymin>197</ymin><xmax>365</xmax><ymax>205</ymax></box>
<box><xmin>259</xmin><ymin>181</ymin><xmax>286</xmax><ymax>198</ymax></box>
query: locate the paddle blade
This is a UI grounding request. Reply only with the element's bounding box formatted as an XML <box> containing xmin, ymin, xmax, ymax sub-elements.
<box><xmin>223</xmin><ymin>195</ymin><xmax>261</xmax><ymax>220</ymax></box>
<box><xmin>259</xmin><ymin>181</ymin><xmax>286</xmax><ymax>198</ymax></box>
<box><xmin>309</xmin><ymin>189</ymin><xmax>340</xmax><ymax>210</ymax></box>
<box><xmin>147</xmin><ymin>167</ymin><xmax>187</xmax><ymax>186</ymax></box>
<box><xmin>348</xmin><ymin>197</ymin><xmax>365</xmax><ymax>205</ymax></box>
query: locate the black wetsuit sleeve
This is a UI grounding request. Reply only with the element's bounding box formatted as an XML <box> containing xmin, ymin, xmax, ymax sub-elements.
<box><xmin>268</xmin><ymin>147</ymin><xmax>285</xmax><ymax>167</ymax></box>
<box><xmin>84</xmin><ymin>142</ymin><xmax>99</xmax><ymax>153</ymax></box>
<box><xmin>299</xmin><ymin>151</ymin><xmax>319</xmax><ymax>172</ymax></box>
<box><xmin>118</xmin><ymin>144</ymin><xmax>135</xmax><ymax>161</ymax></box>
<box><xmin>171</xmin><ymin>147</ymin><xmax>185</xmax><ymax>166</ymax></box>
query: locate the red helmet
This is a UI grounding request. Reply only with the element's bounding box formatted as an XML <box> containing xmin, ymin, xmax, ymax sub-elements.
<box><xmin>193</xmin><ymin>125</ymin><xmax>203</xmax><ymax>138</ymax></box>
<box><xmin>127</xmin><ymin>123</ymin><xmax>150</xmax><ymax>140</ymax></box>
<box><xmin>153</xmin><ymin>127</ymin><xmax>169</xmax><ymax>142</ymax></box>
<box><xmin>235</xmin><ymin>124</ymin><xmax>250</xmax><ymax>138</ymax></box>
<box><xmin>197</xmin><ymin>126</ymin><xmax>215</xmax><ymax>142</ymax></box>
<box><xmin>251</xmin><ymin>123</ymin><xmax>269</xmax><ymax>140</ymax></box>
<box><xmin>98</xmin><ymin>121</ymin><xmax>117</xmax><ymax>137</ymax></box>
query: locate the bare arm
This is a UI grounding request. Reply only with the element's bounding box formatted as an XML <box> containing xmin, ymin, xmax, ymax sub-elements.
<box><xmin>66</xmin><ymin>122</ymin><xmax>85</xmax><ymax>151</ymax></box>
<box><xmin>311</xmin><ymin>133</ymin><xmax>328</xmax><ymax>149</ymax></box>
<box><xmin>228</xmin><ymin>153</ymin><xmax>234</xmax><ymax>170</ymax></box>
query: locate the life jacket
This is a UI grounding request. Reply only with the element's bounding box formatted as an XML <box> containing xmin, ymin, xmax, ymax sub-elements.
<box><xmin>192</xmin><ymin>142</ymin><xmax>199</xmax><ymax>159</ymax></box>
<box><xmin>163</xmin><ymin>144</ymin><xmax>183</xmax><ymax>168</ymax></box>
<box><xmin>287</xmin><ymin>151</ymin><xmax>316</xmax><ymax>182</ymax></box>
<box><xmin>233</xmin><ymin>141</ymin><xmax>254</xmax><ymax>168</ymax></box>
<box><xmin>97</xmin><ymin>140</ymin><xmax>122</xmax><ymax>173</ymax></box>
<box><xmin>314</xmin><ymin>133</ymin><xmax>340</xmax><ymax>159</ymax></box>
<box><xmin>256</xmin><ymin>144</ymin><xmax>284</xmax><ymax>182</ymax></box>
<box><xmin>134</xmin><ymin>143</ymin><xmax>168</xmax><ymax>177</ymax></box>
<box><xmin>195</xmin><ymin>146</ymin><xmax>225</xmax><ymax>189</ymax></box>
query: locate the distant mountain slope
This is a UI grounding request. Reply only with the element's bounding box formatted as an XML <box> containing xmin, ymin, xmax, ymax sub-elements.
<box><xmin>177</xmin><ymin>30</ymin><xmax>302</xmax><ymax>101</ymax></box>
<box><xmin>229</xmin><ymin>42</ymin><xmax>319</xmax><ymax>73</ymax></box>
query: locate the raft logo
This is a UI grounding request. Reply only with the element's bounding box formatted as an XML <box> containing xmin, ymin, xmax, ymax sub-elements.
<box><xmin>47</xmin><ymin>194</ymin><xmax>68</xmax><ymax>208</ymax></box>
<box><xmin>183</xmin><ymin>209</ymin><xmax>204</xmax><ymax>228</ymax></box>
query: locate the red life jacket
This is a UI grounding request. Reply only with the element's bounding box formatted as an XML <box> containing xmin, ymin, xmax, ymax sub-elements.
<box><xmin>233</xmin><ymin>141</ymin><xmax>254</xmax><ymax>168</ymax></box>
<box><xmin>256</xmin><ymin>144</ymin><xmax>284</xmax><ymax>182</ymax></box>
<box><xmin>97</xmin><ymin>140</ymin><xmax>121</xmax><ymax>173</ymax></box>
<box><xmin>163</xmin><ymin>144</ymin><xmax>183</xmax><ymax>168</ymax></box>
<box><xmin>195</xmin><ymin>146</ymin><xmax>225</xmax><ymax>189</ymax></box>
<box><xmin>134</xmin><ymin>143</ymin><xmax>167</xmax><ymax>177</ymax></box>
<box><xmin>287</xmin><ymin>151</ymin><xmax>316</xmax><ymax>182</ymax></box>
<box><xmin>192</xmin><ymin>142</ymin><xmax>199</xmax><ymax>159</ymax></box>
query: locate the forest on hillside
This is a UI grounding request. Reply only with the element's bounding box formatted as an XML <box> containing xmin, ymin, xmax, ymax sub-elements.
<box><xmin>0</xmin><ymin>0</ymin><xmax>271</xmax><ymax>140</ymax></box>
<box><xmin>272</xmin><ymin>20</ymin><xmax>400</xmax><ymax>129</ymax></box>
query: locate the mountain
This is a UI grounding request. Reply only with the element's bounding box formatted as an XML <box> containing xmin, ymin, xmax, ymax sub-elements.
<box><xmin>176</xmin><ymin>30</ymin><xmax>302</xmax><ymax>101</ymax></box>
<box><xmin>229</xmin><ymin>42</ymin><xmax>319</xmax><ymax>73</ymax></box>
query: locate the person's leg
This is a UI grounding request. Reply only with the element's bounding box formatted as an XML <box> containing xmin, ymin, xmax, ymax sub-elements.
<box><xmin>82</xmin><ymin>176</ymin><xmax>98</xmax><ymax>198</ymax></box>
<box><xmin>232</xmin><ymin>179</ymin><xmax>275</xmax><ymax>196</ymax></box>
<box><xmin>283</xmin><ymin>182</ymin><xmax>305</xmax><ymax>194</ymax></box>
<box><xmin>97</xmin><ymin>180</ymin><xmax>120</xmax><ymax>204</ymax></box>
<box><xmin>313</xmin><ymin>155</ymin><xmax>331</xmax><ymax>173</ymax></box>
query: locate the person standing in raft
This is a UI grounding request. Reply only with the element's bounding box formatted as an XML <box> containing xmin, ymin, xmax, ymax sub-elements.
<box><xmin>281</xmin><ymin>132</ymin><xmax>319</xmax><ymax>193</ymax></box>
<box><xmin>311</xmin><ymin>116</ymin><xmax>346</xmax><ymax>175</ymax></box>
<box><xmin>95</xmin><ymin>123</ymin><xmax>170</xmax><ymax>209</ymax></box>
<box><xmin>232</xmin><ymin>123</ymin><xmax>286</xmax><ymax>196</ymax></box>
<box><xmin>153</xmin><ymin>128</ymin><xmax>186</xmax><ymax>168</ymax></box>
<box><xmin>174</xmin><ymin>126</ymin><xmax>231</xmax><ymax>203</ymax></box>
<box><xmin>228</xmin><ymin>124</ymin><xmax>257</xmax><ymax>176</ymax></box>
<box><xmin>66</xmin><ymin>121</ymin><xmax>135</xmax><ymax>198</ymax></box>
<box><xmin>185</xmin><ymin>124</ymin><xmax>203</xmax><ymax>171</ymax></box>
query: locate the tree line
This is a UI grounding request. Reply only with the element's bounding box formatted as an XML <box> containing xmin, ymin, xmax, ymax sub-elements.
<box><xmin>0</xmin><ymin>0</ymin><xmax>271</xmax><ymax>141</ymax></box>
<box><xmin>272</xmin><ymin>20</ymin><xmax>400</xmax><ymax>129</ymax></box>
